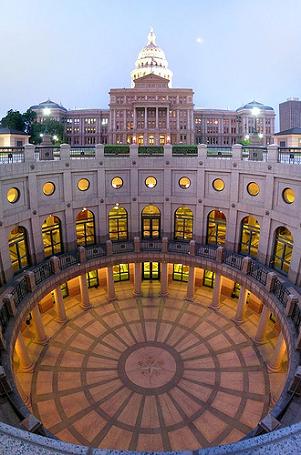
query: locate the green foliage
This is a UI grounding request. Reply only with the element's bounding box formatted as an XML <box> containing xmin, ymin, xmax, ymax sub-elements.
<box><xmin>0</xmin><ymin>109</ymin><xmax>25</xmax><ymax>131</ymax></box>
<box><xmin>30</xmin><ymin>119</ymin><xmax>65</xmax><ymax>144</ymax></box>
<box><xmin>239</xmin><ymin>138</ymin><xmax>251</xmax><ymax>146</ymax></box>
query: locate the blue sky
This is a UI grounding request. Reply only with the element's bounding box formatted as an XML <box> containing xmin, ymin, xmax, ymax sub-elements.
<box><xmin>1</xmin><ymin>0</ymin><xmax>301</xmax><ymax>127</ymax></box>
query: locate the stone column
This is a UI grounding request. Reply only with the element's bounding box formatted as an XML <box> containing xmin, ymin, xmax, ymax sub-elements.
<box><xmin>166</xmin><ymin>107</ymin><xmax>170</xmax><ymax>130</ymax></box>
<box><xmin>234</xmin><ymin>285</ymin><xmax>248</xmax><ymax>324</ymax></box>
<box><xmin>144</xmin><ymin>107</ymin><xmax>147</xmax><ymax>128</ymax></box>
<box><xmin>53</xmin><ymin>287</ymin><xmax>67</xmax><ymax>323</ymax></box>
<box><xmin>106</xmin><ymin>265</ymin><xmax>116</xmax><ymax>301</ymax></box>
<box><xmin>161</xmin><ymin>262</ymin><xmax>168</xmax><ymax>297</ymax></box>
<box><xmin>79</xmin><ymin>274</ymin><xmax>91</xmax><ymax>309</ymax></box>
<box><xmin>186</xmin><ymin>266</ymin><xmax>195</xmax><ymax>301</ymax></box>
<box><xmin>15</xmin><ymin>334</ymin><xmax>33</xmax><ymax>372</ymax></box>
<box><xmin>31</xmin><ymin>305</ymin><xmax>48</xmax><ymax>345</ymax></box>
<box><xmin>254</xmin><ymin>305</ymin><xmax>270</xmax><ymax>344</ymax></box>
<box><xmin>268</xmin><ymin>333</ymin><xmax>286</xmax><ymax>372</ymax></box>
<box><xmin>133</xmin><ymin>108</ymin><xmax>136</xmax><ymax>130</ymax></box>
<box><xmin>210</xmin><ymin>272</ymin><xmax>222</xmax><ymax>310</ymax></box>
<box><xmin>156</xmin><ymin>107</ymin><xmax>159</xmax><ymax>129</ymax></box>
<box><xmin>134</xmin><ymin>262</ymin><xmax>142</xmax><ymax>296</ymax></box>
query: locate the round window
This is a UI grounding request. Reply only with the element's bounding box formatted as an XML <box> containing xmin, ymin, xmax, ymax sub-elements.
<box><xmin>43</xmin><ymin>182</ymin><xmax>55</xmax><ymax>196</ymax></box>
<box><xmin>282</xmin><ymin>188</ymin><xmax>295</xmax><ymax>204</ymax></box>
<box><xmin>212</xmin><ymin>178</ymin><xmax>225</xmax><ymax>192</ymax></box>
<box><xmin>111</xmin><ymin>176</ymin><xmax>123</xmax><ymax>189</ymax></box>
<box><xmin>179</xmin><ymin>176</ymin><xmax>191</xmax><ymax>189</ymax></box>
<box><xmin>145</xmin><ymin>176</ymin><xmax>157</xmax><ymax>188</ymax></box>
<box><xmin>247</xmin><ymin>182</ymin><xmax>260</xmax><ymax>196</ymax></box>
<box><xmin>7</xmin><ymin>187</ymin><xmax>20</xmax><ymax>203</ymax></box>
<box><xmin>77</xmin><ymin>178</ymin><xmax>90</xmax><ymax>191</ymax></box>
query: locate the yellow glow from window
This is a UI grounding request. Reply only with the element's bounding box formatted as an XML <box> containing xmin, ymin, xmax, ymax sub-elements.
<box><xmin>247</xmin><ymin>182</ymin><xmax>260</xmax><ymax>196</ymax></box>
<box><xmin>282</xmin><ymin>188</ymin><xmax>295</xmax><ymax>204</ymax></box>
<box><xmin>77</xmin><ymin>178</ymin><xmax>90</xmax><ymax>191</ymax></box>
<box><xmin>179</xmin><ymin>176</ymin><xmax>191</xmax><ymax>189</ymax></box>
<box><xmin>7</xmin><ymin>187</ymin><xmax>20</xmax><ymax>203</ymax></box>
<box><xmin>212</xmin><ymin>178</ymin><xmax>225</xmax><ymax>192</ymax></box>
<box><xmin>111</xmin><ymin>176</ymin><xmax>123</xmax><ymax>189</ymax></box>
<box><xmin>145</xmin><ymin>176</ymin><xmax>157</xmax><ymax>188</ymax></box>
<box><xmin>142</xmin><ymin>205</ymin><xmax>160</xmax><ymax>215</ymax></box>
<box><xmin>43</xmin><ymin>182</ymin><xmax>55</xmax><ymax>196</ymax></box>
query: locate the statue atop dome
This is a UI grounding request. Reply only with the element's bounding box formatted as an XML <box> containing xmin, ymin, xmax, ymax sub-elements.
<box><xmin>130</xmin><ymin>28</ymin><xmax>173</xmax><ymax>87</ymax></box>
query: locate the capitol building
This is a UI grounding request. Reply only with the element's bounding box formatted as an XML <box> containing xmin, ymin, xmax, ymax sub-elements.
<box><xmin>0</xmin><ymin>29</ymin><xmax>301</xmax><ymax>455</ymax></box>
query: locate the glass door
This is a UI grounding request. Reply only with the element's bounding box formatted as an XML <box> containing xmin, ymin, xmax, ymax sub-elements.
<box><xmin>143</xmin><ymin>262</ymin><xmax>160</xmax><ymax>280</ymax></box>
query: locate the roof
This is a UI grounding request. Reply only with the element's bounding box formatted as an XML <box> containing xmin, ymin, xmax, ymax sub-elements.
<box><xmin>0</xmin><ymin>127</ymin><xmax>28</xmax><ymax>136</ymax></box>
<box><xmin>30</xmin><ymin>99</ymin><xmax>67</xmax><ymax>111</ymax></box>
<box><xmin>275</xmin><ymin>128</ymin><xmax>301</xmax><ymax>136</ymax></box>
<box><xmin>236</xmin><ymin>100</ymin><xmax>274</xmax><ymax>112</ymax></box>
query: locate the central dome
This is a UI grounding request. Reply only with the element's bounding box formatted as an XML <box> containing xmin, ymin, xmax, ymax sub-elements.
<box><xmin>131</xmin><ymin>28</ymin><xmax>173</xmax><ymax>86</ymax></box>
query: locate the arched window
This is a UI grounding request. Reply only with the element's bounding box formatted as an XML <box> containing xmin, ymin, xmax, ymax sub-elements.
<box><xmin>141</xmin><ymin>205</ymin><xmax>161</xmax><ymax>240</ymax></box>
<box><xmin>271</xmin><ymin>227</ymin><xmax>293</xmax><ymax>274</ymax></box>
<box><xmin>240</xmin><ymin>216</ymin><xmax>260</xmax><ymax>257</ymax></box>
<box><xmin>174</xmin><ymin>207</ymin><xmax>193</xmax><ymax>240</ymax></box>
<box><xmin>207</xmin><ymin>210</ymin><xmax>226</xmax><ymax>245</ymax></box>
<box><xmin>108</xmin><ymin>206</ymin><xmax>128</xmax><ymax>241</ymax></box>
<box><xmin>76</xmin><ymin>209</ymin><xmax>95</xmax><ymax>246</ymax></box>
<box><xmin>42</xmin><ymin>215</ymin><xmax>63</xmax><ymax>257</ymax></box>
<box><xmin>8</xmin><ymin>226</ymin><xmax>30</xmax><ymax>273</ymax></box>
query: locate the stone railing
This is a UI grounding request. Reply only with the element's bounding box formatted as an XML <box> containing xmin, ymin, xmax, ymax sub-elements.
<box><xmin>2</xmin><ymin>143</ymin><xmax>301</xmax><ymax>164</ymax></box>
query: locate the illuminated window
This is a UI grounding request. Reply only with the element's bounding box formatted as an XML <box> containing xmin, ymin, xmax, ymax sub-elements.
<box><xmin>111</xmin><ymin>176</ymin><xmax>123</xmax><ymax>189</ymax></box>
<box><xmin>86</xmin><ymin>270</ymin><xmax>99</xmax><ymax>288</ymax></box>
<box><xmin>108</xmin><ymin>206</ymin><xmax>128</xmax><ymax>241</ymax></box>
<box><xmin>143</xmin><ymin>262</ymin><xmax>160</xmax><ymax>280</ymax></box>
<box><xmin>207</xmin><ymin>210</ymin><xmax>226</xmax><ymax>245</ymax></box>
<box><xmin>42</xmin><ymin>215</ymin><xmax>63</xmax><ymax>257</ymax></box>
<box><xmin>43</xmin><ymin>182</ymin><xmax>55</xmax><ymax>196</ymax></box>
<box><xmin>173</xmin><ymin>264</ymin><xmax>189</xmax><ymax>282</ymax></box>
<box><xmin>76</xmin><ymin>209</ymin><xmax>95</xmax><ymax>246</ymax></box>
<box><xmin>179</xmin><ymin>176</ymin><xmax>191</xmax><ymax>189</ymax></box>
<box><xmin>240</xmin><ymin>216</ymin><xmax>260</xmax><ymax>257</ymax></box>
<box><xmin>203</xmin><ymin>270</ymin><xmax>216</xmax><ymax>288</ymax></box>
<box><xmin>141</xmin><ymin>205</ymin><xmax>160</xmax><ymax>240</ymax></box>
<box><xmin>8</xmin><ymin>226</ymin><xmax>29</xmax><ymax>273</ymax></box>
<box><xmin>271</xmin><ymin>227</ymin><xmax>293</xmax><ymax>275</ymax></box>
<box><xmin>212</xmin><ymin>178</ymin><xmax>225</xmax><ymax>191</ymax></box>
<box><xmin>113</xmin><ymin>264</ymin><xmax>129</xmax><ymax>282</ymax></box>
<box><xmin>145</xmin><ymin>176</ymin><xmax>157</xmax><ymax>188</ymax></box>
<box><xmin>282</xmin><ymin>188</ymin><xmax>295</xmax><ymax>204</ymax></box>
<box><xmin>77</xmin><ymin>178</ymin><xmax>90</xmax><ymax>191</ymax></box>
<box><xmin>7</xmin><ymin>187</ymin><xmax>20</xmax><ymax>203</ymax></box>
<box><xmin>247</xmin><ymin>182</ymin><xmax>260</xmax><ymax>196</ymax></box>
<box><xmin>174</xmin><ymin>207</ymin><xmax>193</xmax><ymax>240</ymax></box>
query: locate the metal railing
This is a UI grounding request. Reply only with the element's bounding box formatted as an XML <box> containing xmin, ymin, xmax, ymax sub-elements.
<box><xmin>223</xmin><ymin>250</ymin><xmax>244</xmax><ymax>270</ymax></box>
<box><xmin>207</xmin><ymin>146</ymin><xmax>232</xmax><ymax>158</ymax></box>
<box><xmin>278</xmin><ymin>148</ymin><xmax>301</xmax><ymax>164</ymax></box>
<box><xmin>196</xmin><ymin>244</ymin><xmax>218</xmax><ymax>260</ymax></box>
<box><xmin>271</xmin><ymin>277</ymin><xmax>291</xmax><ymax>308</ymax></box>
<box><xmin>112</xmin><ymin>241</ymin><xmax>134</xmax><ymax>254</ymax></box>
<box><xmin>34</xmin><ymin>261</ymin><xmax>53</xmax><ymax>285</ymax></box>
<box><xmin>69</xmin><ymin>147</ymin><xmax>95</xmax><ymax>159</ymax></box>
<box><xmin>248</xmin><ymin>260</ymin><xmax>269</xmax><ymax>286</ymax></box>
<box><xmin>291</xmin><ymin>302</ymin><xmax>301</xmax><ymax>331</ymax></box>
<box><xmin>0</xmin><ymin>147</ymin><xmax>25</xmax><ymax>163</ymax></box>
<box><xmin>58</xmin><ymin>252</ymin><xmax>79</xmax><ymax>270</ymax></box>
<box><xmin>168</xmin><ymin>240</ymin><xmax>190</xmax><ymax>254</ymax></box>
<box><xmin>86</xmin><ymin>244</ymin><xmax>106</xmax><ymax>259</ymax></box>
<box><xmin>141</xmin><ymin>240</ymin><xmax>162</xmax><ymax>252</ymax></box>
<box><xmin>10</xmin><ymin>277</ymin><xmax>28</xmax><ymax>307</ymax></box>
<box><xmin>34</xmin><ymin>146</ymin><xmax>61</xmax><ymax>161</ymax></box>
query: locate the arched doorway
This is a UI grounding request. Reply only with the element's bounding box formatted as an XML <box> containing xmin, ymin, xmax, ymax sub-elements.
<box><xmin>207</xmin><ymin>210</ymin><xmax>226</xmax><ymax>245</ymax></box>
<box><xmin>108</xmin><ymin>206</ymin><xmax>128</xmax><ymax>241</ymax></box>
<box><xmin>8</xmin><ymin>226</ymin><xmax>30</xmax><ymax>273</ymax></box>
<box><xmin>271</xmin><ymin>227</ymin><xmax>293</xmax><ymax>274</ymax></box>
<box><xmin>42</xmin><ymin>215</ymin><xmax>63</xmax><ymax>257</ymax></box>
<box><xmin>240</xmin><ymin>216</ymin><xmax>260</xmax><ymax>257</ymax></box>
<box><xmin>141</xmin><ymin>205</ymin><xmax>161</xmax><ymax>240</ymax></box>
<box><xmin>76</xmin><ymin>209</ymin><xmax>95</xmax><ymax>246</ymax></box>
<box><xmin>174</xmin><ymin>207</ymin><xmax>193</xmax><ymax>240</ymax></box>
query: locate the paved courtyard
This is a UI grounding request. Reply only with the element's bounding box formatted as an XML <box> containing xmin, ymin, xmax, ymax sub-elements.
<box><xmin>23</xmin><ymin>282</ymin><xmax>282</xmax><ymax>451</ymax></box>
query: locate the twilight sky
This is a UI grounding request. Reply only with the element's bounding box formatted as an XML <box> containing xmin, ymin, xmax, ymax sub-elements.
<box><xmin>1</xmin><ymin>0</ymin><xmax>301</xmax><ymax>128</ymax></box>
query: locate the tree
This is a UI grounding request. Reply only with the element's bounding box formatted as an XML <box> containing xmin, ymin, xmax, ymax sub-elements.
<box><xmin>0</xmin><ymin>110</ymin><xmax>25</xmax><ymax>131</ymax></box>
<box><xmin>30</xmin><ymin>119</ymin><xmax>65</xmax><ymax>144</ymax></box>
<box><xmin>23</xmin><ymin>109</ymin><xmax>37</xmax><ymax>134</ymax></box>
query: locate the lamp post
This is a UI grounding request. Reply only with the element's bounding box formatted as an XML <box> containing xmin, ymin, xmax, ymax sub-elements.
<box><xmin>41</xmin><ymin>107</ymin><xmax>52</xmax><ymax>145</ymax></box>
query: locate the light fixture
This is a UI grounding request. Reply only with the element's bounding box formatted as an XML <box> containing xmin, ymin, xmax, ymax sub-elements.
<box><xmin>53</xmin><ymin>134</ymin><xmax>58</xmax><ymax>141</ymax></box>
<box><xmin>114</xmin><ymin>202</ymin><xmax>119</xmax><ymax>209</ymax></box>
<box><xmin>258</xmin><ymin>133</ymin><xmax>263</xmax><ymax>139</ymax></box>
<box><xmin>43</xmin><ymin>107</ymin><xmax>51</xmax><ymax>117</ymax></box>
<box><xmin>39</xmin><ymin>133</ymin><xmax>44</xmax><ymax>138</ymax></box>
<box><xmin>251</xmin><ymin>107</ymin><xmax>260</xmax><ymax>117</ymax></box>
<box><xmin>82</xmin><ymin>207</ymin><xmax>87</xmax><ymax>211</ymax></box>
<box><xmin>245</xmin><ymin>134</ymin><xmax>250</xmax><ymax>140</ymax></box>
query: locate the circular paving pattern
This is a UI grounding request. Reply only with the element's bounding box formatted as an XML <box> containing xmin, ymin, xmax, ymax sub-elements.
<box><xmin>31</xmin><ymin>288</ymin><xmax>271</xmax><ymax>451</ymax></box>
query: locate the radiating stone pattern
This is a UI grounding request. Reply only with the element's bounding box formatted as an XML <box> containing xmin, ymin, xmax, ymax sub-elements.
<box><xmin>31</xmin><ymin>286</ymin><xmax>270</xmax><ymax>451</ymax></box>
